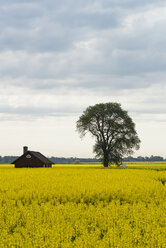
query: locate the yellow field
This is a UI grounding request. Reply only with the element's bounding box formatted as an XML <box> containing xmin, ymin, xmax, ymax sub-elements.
<box><xmin>0</xmin><ymin>164</ymin><xmax>166</xmax><ymax>247</ymax></box>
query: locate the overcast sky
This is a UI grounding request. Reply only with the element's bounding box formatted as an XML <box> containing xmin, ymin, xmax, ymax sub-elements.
<box><xmin>0</xmin><ymin>0</ymin><xmax>166</xmax><ymax>157</ymax></box>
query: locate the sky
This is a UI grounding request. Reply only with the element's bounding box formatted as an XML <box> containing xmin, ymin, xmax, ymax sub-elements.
<box><xmin>0</xmin><ymin>0</ymin><xmax>166</xmax><ymax>158</ymax></box>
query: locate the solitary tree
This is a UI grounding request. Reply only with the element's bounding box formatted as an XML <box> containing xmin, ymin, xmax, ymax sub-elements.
<box><xmin>76</xmin><ymin>102</ymin><xmax>140</xmax><ymax>167</ymax></box>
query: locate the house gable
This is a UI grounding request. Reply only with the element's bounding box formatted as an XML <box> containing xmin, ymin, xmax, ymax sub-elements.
<box><xmin>12</xmin><ymin>150</ymin><xmax>53</xmax><ymax>168</ymax></box>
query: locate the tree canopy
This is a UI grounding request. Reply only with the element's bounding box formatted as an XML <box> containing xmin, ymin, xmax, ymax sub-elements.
<box><xmin>76</xmin><ymin>102</ymin><xmax>141</xmax><ymax>167</ymax></box>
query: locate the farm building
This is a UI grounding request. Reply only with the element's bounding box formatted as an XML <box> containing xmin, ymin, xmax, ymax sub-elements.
<box><xmin>12</xmin><ymin>146</ymin><xmax>53</xmax><ymax>168</ymax></box>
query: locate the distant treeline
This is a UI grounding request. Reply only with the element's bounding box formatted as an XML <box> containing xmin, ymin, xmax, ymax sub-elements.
<box><xmin>123</xmin><ymin>155</ymin><xmax>165</xmax><ymax>162</ymax></box>
<box><xmin>0</xmin><ymin>156</ymin><xmax>99</xmax><ymax>164</ymax></box>
<box><xmin>0</xmin><ymin>156</ymin><xmax>18</xmax><ymax>164</ymax></box>
<box><xmin>0</xmin><ymin>155</ymin><xmax>165</xmax><ymax>164</ymax></box>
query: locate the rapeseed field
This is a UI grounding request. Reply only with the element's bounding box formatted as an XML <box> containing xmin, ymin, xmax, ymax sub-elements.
<box><xmin>0</xmin><ymin>165</ymin><xmax>166</xmax><ymax>247</ymax></box>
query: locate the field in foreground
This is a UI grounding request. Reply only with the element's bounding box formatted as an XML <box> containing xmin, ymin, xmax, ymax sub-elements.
<box><xmin>0</xmin><ymin>165</ymin><xmax>166</xmax><ymax>247</ymax></box>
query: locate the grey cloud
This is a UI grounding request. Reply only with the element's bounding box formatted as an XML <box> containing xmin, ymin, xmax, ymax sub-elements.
<box><xmin>0</xmin><ymin>71</ymin><xmax>155</xmax><ymax>91</ymax></box>
<box><xmin>0</xmin><ymin>3</ymin><xmax>122</xmax><ymax>53</ymax></box>
<box><xmin>0</xmin><ymin>3</ymin><xmax>43</xmax><ymax>29</ymax></box>
<box><xmin>76</xmin><ymin>76</ymin><xmax>152</xmax><ymax>90</ymax></box>
<box><xmin>101</xmin><ymin>0</ymin><xmax>165</xmax><ymax>9</ymax></box>
<box><xmin>134</xmin><ymin>109</ymin><xmax>166</xmax><ymax>114</ymax></box>
<box><xmin>0</xmin><ymin>27</ymin><xmax>74</xmax><ymax>52</ymax></box>
<box><xmin>55</xmin><ymin>11</ymin><xmax>122</xmax><ymax>29</ymax></box>
<box><xmin>0</xmin><ymin>105</ymin><xmax>80</xmax><ymax>117</ymax></box>
<box><xmin>0</xmin><ymin>0</ymin><xmax>165</xmax><ymax>56</ymax></box>
<box><xmin>0</xmin><ymin>0</ymin><xmax>166</xmax><ymax>120</ymax></box>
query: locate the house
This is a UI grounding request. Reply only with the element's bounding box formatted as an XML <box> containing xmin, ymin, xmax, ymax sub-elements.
<box><xmin>12</xmin><ymin>146</ymin><xmax>53</xmax><ymax>168</ymax></box>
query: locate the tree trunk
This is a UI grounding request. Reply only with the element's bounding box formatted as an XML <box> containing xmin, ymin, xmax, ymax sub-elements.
<box><xmin>103</xmin><ymin>152</ymin><xmax>109</xmax><ymax>167</ymax></box>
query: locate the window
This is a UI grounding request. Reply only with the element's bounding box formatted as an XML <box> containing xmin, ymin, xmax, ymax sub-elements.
<box><xmin>26</xmin><ymin>154</ymin><xmax>31</xmax><ymax>159</ymax></box>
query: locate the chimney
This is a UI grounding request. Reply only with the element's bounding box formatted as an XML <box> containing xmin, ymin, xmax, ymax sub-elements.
<box><xmin>23</xmin><ymin>146</ymin><xmax>28</xmax><ymax>154</ymax></box>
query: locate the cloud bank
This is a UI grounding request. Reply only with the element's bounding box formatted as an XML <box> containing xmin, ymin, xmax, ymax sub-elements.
<box><xmin>0</xmin><ymin>0</ymin><xmax>166</xmax><ymax>121</ymax></box>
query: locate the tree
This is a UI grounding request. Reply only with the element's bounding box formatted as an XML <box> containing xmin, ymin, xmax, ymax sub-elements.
<box><xmin>76</xmin><ymin>102</ymin><xmax>140</xmax><ymax>167</ymax></box>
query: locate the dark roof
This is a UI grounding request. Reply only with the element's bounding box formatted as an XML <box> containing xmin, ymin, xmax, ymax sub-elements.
<box><xmin>12</xmin><ymin>151</ymin><xmax>53</xmax><ymax>164</ymax></box>
<box><xmin>29</xmin><ymin>151</ymin><xmax>53</xmax><ymax>164</ymax></box>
